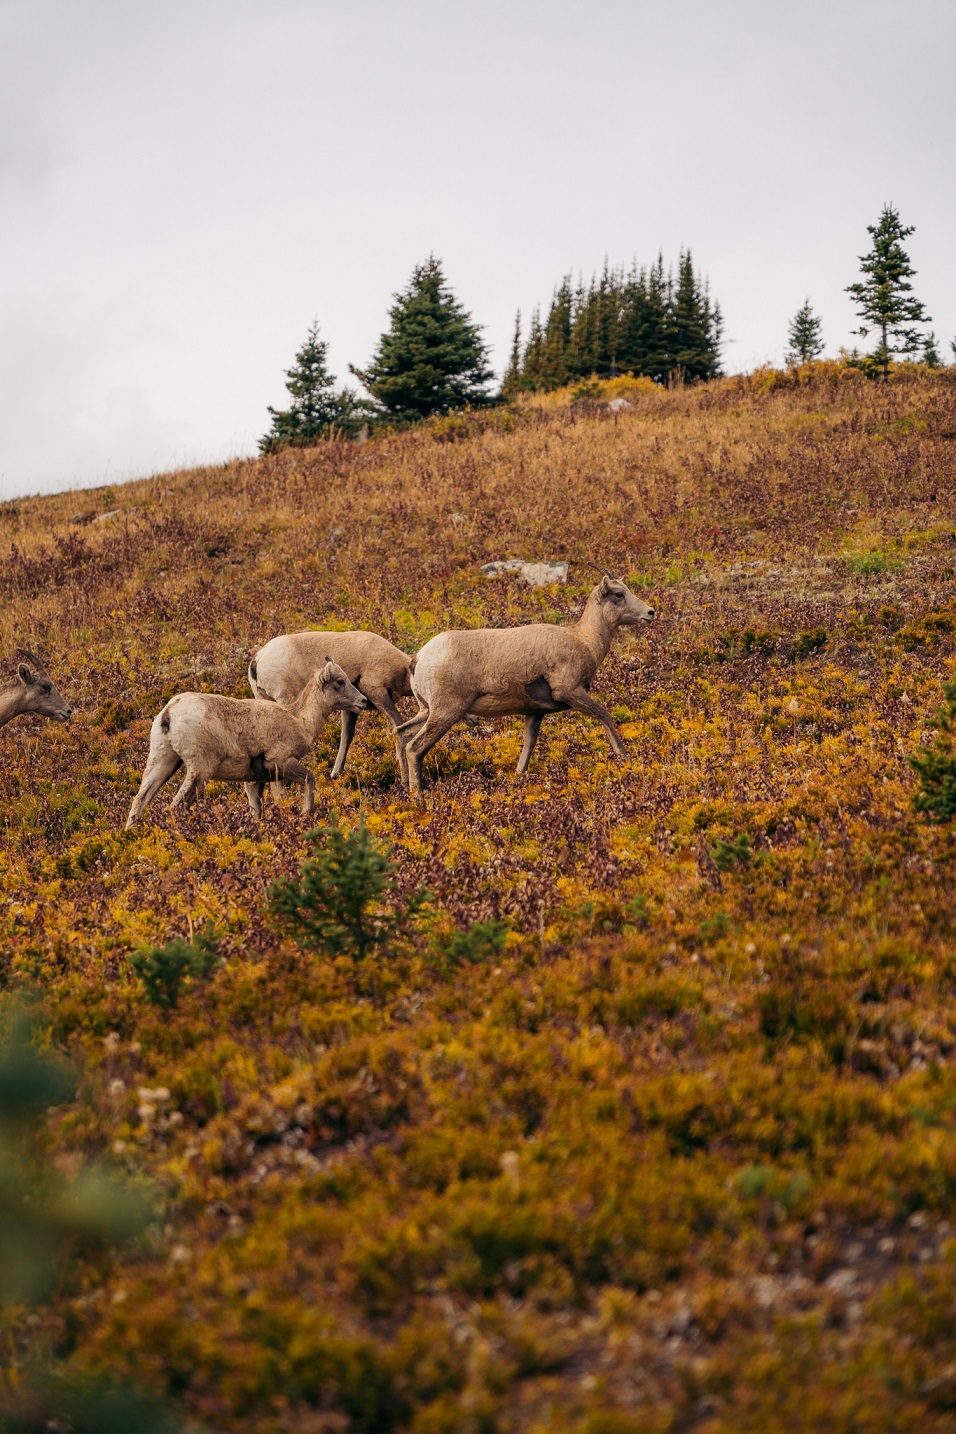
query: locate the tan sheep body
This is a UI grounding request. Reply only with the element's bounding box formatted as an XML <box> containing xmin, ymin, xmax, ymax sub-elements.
<box><xmin>126</xmin><ymin>659</ymin><xmax>367</xmax><ymax>826</ymax></box>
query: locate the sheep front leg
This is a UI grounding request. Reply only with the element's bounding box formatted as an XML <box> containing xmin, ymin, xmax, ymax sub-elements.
<box><xmin>244</xmin><ymin>781</ymin><xmax>265</xmax><ymax>818</ymax></box>
<box><xmin>363</xmin><ymin>684</ymin><xmax>408</xmax><ymax>784</ymax></box>
<box><xmin>330</xmin><ymin>710</ymin><xmax>359</xmax><ymax>779</ymax></box>
<box><xmin>551</xmin><ymin>687</ymin><xmax>627</xmax><ymax>760</ymax></box>
<box><xmin>276</xmin><ymin>759</ymin><xmax>315</xmax><ymax>816</ymax></box>
<box><xmin>516</xmin><ymin>713</ymin><xmax>544</xmax><ymax>774</ymax></box>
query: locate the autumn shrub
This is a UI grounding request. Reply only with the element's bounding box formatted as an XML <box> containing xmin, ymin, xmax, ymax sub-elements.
<box><xmin>268</xmin><ymin>817</ymin><xmax>424</xmax><ymax>959</ymax></box>
<box><xmin>910</xmin><ymin>674</ymin><xmax>956</xmax><ymax>821</ymax></box>
<box><xmin>129</xmin><ymin>921</ymin><xmax>219</xmax><ymax>1009</ymax></box>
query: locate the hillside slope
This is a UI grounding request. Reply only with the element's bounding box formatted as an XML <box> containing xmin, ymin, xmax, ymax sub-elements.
<box><xmin>4</xmin><ymin>368</ymin><xmax>956</xmax><ymax>1431</ymax></box>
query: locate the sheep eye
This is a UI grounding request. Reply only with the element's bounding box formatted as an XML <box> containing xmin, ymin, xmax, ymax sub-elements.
<box><xmin>40</xmin><ymin>682</ymin><xmax>52</xmax><ymax>693</ymax></box>
<box><xmin>335</xmin><ymin>679</ymin><xmax>344</xmax><ymax>689</ymax></box>
<box><xmin>610</xmin><ymin>591</ymin><xmax>623</xmax><ymax>603</ymax></box>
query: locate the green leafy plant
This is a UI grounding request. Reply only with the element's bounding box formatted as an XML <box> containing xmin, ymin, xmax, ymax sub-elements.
<box><xmin>268</xmin><ymin>818</ymin><xmax>423</xmax><ymax>959</ymax></box>
<box><xmin>910</xmin><ymin>675</ymin><xmax>956</xmax><ymax>822</ymax></box>
<box><xmin>129</xmin><ymin>921</ymin><xmax>219</xmax><ymax>1009</ymax></box>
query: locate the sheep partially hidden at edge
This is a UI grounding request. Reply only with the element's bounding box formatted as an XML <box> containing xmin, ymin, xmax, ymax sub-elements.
<box><xmin>0</xmin><ymin>649</ymin><xmax>73</xmax><ymax>728</ymax></box>
<box><xmin>249</xmin><ymin>630</ymin><xmax>412</xmax><ymax>780</ymax></box>
<box><xmin>396</xmin><ymin>573</ymin><xmax>655</xmax><ymax>795</ymax></box>
<box><xmin>125</xmin><ymin>659</ymin><xmax>367</xmax><ymax>828</ymax></box>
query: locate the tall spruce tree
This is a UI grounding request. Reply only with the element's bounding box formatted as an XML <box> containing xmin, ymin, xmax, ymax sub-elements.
<box><xmin>846</xmin><ymin>203</ymin><xmax>931</xmax><ymax>379</ymax></box>
<box><xmin>786</xmin><ymin>299</ymin><xmax>824</xmax><ymax>366</ymax></box>
<box><xmin>351</xmin><ymin>257</ymin><xmax>493</xmax><ymax>421</ymax></box>
<box><xmin>260</xmin><ymin>320</ymin><xmax>365</xmax><ymax>452</ymax></box>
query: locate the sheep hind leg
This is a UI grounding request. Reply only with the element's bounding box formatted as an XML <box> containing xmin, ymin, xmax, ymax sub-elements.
<box><xmin>330</xmin><ymin>710</ymin><xmax>359</xmax><ymax>779</ymax></box>
<box><xmin>125</xmin><ymin>750</ymin><xmax>182</xmax><ymax>829</ymax></box>
<box><xmin>405</xmin><ymin>706</ymin><xmax>468</xmax><ymax>796</ymax></box>
<box><xmin>170</xmin><ymin>771</ymin><xmax>203</xmax><ymax>810</ymax></box>
<box><xmin>516</xmin><ymin>713</ymin><xmax>545</xmax><ymax>775</ymax></box>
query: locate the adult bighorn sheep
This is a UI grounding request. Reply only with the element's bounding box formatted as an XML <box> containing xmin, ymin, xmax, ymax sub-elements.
<box><xmin>0</xmin><ymin>649</ymin><xmax>73</xmax><ymax>728</ymax></box>
<box><xmin>397</xmin><ymin>572</ymin><xmax>655</xmax><ymax>795</ymax></box>
<box><xmin>249</xmin><ymin>631</ymin><xmax>412</xmax><ymax>780</ymax></box>
<box><xmin>126</xmin><ymin>659</ymin><xmax>367</xmax><ymax>827</ymax></box>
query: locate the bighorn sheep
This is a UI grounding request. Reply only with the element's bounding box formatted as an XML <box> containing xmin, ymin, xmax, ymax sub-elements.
<box><xmin>126</xmin><ymin>659</ymin><xmax>367</xmax><ymax>828</ymax></box>
<box><xmin>397</xmin><ymin>574</ymin><xmax>655</xmax><ymax>794</ymax></box>
<box><xmin>0</xmin><ymin>649</ymin><xmax>73</xmax><ymax>728</ymax></box>
<box><xmin>249</xmin><ymin>631</ymin><xmax>412</xmax><ymax>779</ymax></box>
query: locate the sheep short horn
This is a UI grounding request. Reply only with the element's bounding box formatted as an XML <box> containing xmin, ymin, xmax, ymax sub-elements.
<box><xmin>585</xmin><ymin>560</ymin><xmax>616</xmax><ymax>580</ymax></box>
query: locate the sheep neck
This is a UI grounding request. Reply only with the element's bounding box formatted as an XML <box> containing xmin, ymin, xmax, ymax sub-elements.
<box><xmin>285</xmin><ymin>682</ymin><xmax>331</xmax><ymax>745</ymax></box>
<box><xmin>573</xmin><ymin>595</ymin><xmax>617</xmax><ymax>668</ymax></box>
<box><xmin>0</xmin><ymin>684</ymin><xmax>27</xmax><ymax>729</ymax></box>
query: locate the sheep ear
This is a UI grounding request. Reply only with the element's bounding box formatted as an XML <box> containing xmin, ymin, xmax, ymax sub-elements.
<box><xmin>599</xmin><ymin>575</ymin><xmax>612</xmax><ymax>595</ymax></box>
<box><xmin>319</xmin><ymin>660</ymin><xmax>334</xmax><ymax>683</ymax></box>
<box><xmin>17</xmin><ymin>662</ymin><xmax>34</xmax><ymax>684</ymax></box>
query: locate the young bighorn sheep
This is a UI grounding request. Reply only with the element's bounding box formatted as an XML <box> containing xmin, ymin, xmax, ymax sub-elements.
<box><xmin>397</xmin><ymin>574</ymin><xmax>655</xmax><ymax>794</ymax></box>
<box><xmin>126</xmin><ymin>659</ymin><xmax>367</xmax><ymax>828</ymax></box>
<box><xmin>249</xmin><ymin>630</ymin><xmax>412</xmax><ymax>780</ymax></box>
<box><xmin>0</xmin><ymin>649</ymin><xmax>73</xmax><ymax>728</ymax></box>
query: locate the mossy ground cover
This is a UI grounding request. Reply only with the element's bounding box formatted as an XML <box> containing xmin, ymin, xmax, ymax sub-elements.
<box><xmin>3</xmin><ymin>366</ymin><xmax>956</xmax><ymax>1429</ymax></box>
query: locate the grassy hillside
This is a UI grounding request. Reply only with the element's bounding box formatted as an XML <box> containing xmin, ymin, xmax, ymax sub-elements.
<box><xmin>4</xmin><ymin>365</ymin><xmax>956</xmax><ymax>1431</ymax></box>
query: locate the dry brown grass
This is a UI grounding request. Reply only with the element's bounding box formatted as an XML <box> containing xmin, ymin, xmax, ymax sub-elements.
<box><xmin>3</xmin><ymin>365</ymin><xmax>956</xmax><ymax>1431</ymax></box>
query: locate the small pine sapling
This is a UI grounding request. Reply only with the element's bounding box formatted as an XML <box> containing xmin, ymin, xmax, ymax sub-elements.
<box><xmin>910</xmin><ymin>676</ymin><xmax>956</xmax><ymax>822</ymax></box>
<box><xmin>268</xmin><ymin>817</ymin><xmax>423</xmax><ymax>959</ymax></box>
<box><xmin>437</xmin><ymin>918</ymin><xmax>507</xmax><ymax>972</ymax></box>
<box><xmin>786</xmin><ymin>299</ymin><xmax>824</xmax><ymax>366</ymax></box>
<box><xmin>845</xmin><ymin>203</ymin><xmax>931</xmax><ymax>379</ymax></box>
<box><xmin>922</xmin><ymin>331</ymin><xmax>942</xmax><ymax>367</ymax></box>
<box><xmin>130</xmin><ymin>921</ymin><xmax>219</xmax><ymax>1010</ymax></box>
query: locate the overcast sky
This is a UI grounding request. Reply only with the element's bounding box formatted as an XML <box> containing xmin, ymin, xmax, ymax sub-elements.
<box><xmin>2</xmin><ymin>0</ymin><xmax>954</xmax><ymax>499</ymax></box>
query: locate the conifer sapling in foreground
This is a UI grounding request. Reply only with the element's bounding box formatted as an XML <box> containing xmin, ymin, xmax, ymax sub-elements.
<box><xmin>350</xmin><ymin>257</ymin><xmax>494</xmax><ymax>421</ymax></box>
<box><xmin>845</xmin><ymin>203</ymin><xmax>930</xmax><ymax>379</ymax></box>
<box><xmin>786</xmin><ymin>299</ymin><xmax>824</xmax><ymax>366</ymax></box>
<box><xmin>910</xmin><ymin>676</ymin><xmax>956</xmax><ymax>823</ymax></box>
<box><xmin>268</xmin><ymin>817</ymin><xmax>424</xmax><ymax>959</ymax></box>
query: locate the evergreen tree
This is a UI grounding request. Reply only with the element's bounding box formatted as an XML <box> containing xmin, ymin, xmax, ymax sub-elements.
<box><xmin>351</xmin><ymin>256</ymin><xmax>493</xmax><ymax>421</ymax></box>
<box><xmin>786</xmin><ymin>299</ymin><xmax>824</xmax><ymax>365</ymax></box>
<box><xmin>845</xmin><ymin>203</ymin><xmax>931</xmax><ymax>379</ymax></box>
<box><xmin>539</xmin><ymin>278</ymin><xmax>574</xmax><ymax>390</ymax></box>
<box><xmin>670</xmin><ymin>251</ymin><xmax>721</xmax><ymax>382</ymax></box>
<box><xmin>922</xmin><ymin>331</ymin><xmax>942</xmax><ymax>367</ymax></box>
<box><xmin>500</xmin><ymin>310</ymin><xmax>523</xmax><ymax>398</ymax></box>
<box><xmin>260</xmin><ymin>320</ymin><xmax>365</xmax><ymax>453</ymax></box>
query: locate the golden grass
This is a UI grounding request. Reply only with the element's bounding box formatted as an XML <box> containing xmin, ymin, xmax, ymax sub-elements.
<box><xmin>3</xmin><ymin>365</ymin><xmax>956</xmax><ymax>1430</ymax></box>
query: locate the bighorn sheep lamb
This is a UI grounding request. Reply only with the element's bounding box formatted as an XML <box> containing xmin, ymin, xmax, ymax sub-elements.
<box><xmin>397</xmin><ymin>573</ymin><xmax>655</xmax><ymax>794</ymax></box>
<box><xmin>126</xmin><ymin>659</ymin><xmax>367</xmax><ymax>827</ymax></box>
<box><xmin>0</xmin><ymin>649</ymin><xmax>73</xmax><ymax>728</ymax></box>
<box><xmin>249</xmin><ymin>630</ymin><xmax>412</xmax><ymax>780</ymax></box>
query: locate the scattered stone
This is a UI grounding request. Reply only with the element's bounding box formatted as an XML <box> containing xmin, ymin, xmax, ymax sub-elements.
<box><xmin>329</xmin><ymin>527</ymin><xmax>345</xmax><ymax>542</ymax></box>
<box><xmin>93</xmin><ymin>509</ymin><xmax>121</xmax><ymax>524</ymax></box>
<box><xmin>481</xmin><ymin>559</ymin><xmax>569</xmax><ymax>586</ymax></box>
<box><xmin>449</xmin><ymin>512</ymin><xmax>468</xmax><ymax>526</ymax></box>
<box><xmin>70</xmin><ymin>511</ymin><xmax>95</xmax><ymax>525</ymax></box>
<box><xmin>608</xmin><ymin>397</ymin><xmax>633</xmax><ymax>413</ymax></box>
